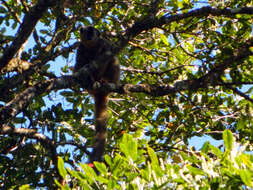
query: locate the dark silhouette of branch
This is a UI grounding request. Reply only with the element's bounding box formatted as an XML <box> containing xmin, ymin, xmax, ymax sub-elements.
<box><xmin>116</xmin><ymin>6</ymin><xmax>253</xmax><ymax>52</ymax></box>
<box><xmin>1</xmin><ymin>0</ymin><xmax>22</xmax><ymax>23</ymax></box>
<box><xmin>225</xmin><ymin>86</ymin><xmax>253</xmax><ymax>103</ymax></box>
<box><xmin>0</xmin><ymin>124</ymin><xmax>63</xmax><ymax>183</ymax></box>
<box><xmin>0</xmin><ymin>42</ymin><xmax>79</xmax><ymax>103</ymax></box>
<box><xmin>194</xmin><ymin>38</ymin><xmax>253</xmax><ymax>89</ymax></box>
<box><xmin>222</xmin><ymin>81</ymin><xmax>253</xmax><ymax>85</ymax></box>
<box><xmin>0</xmin><ymin>75</ymin><xmax>74</xmax><ymax>125</ymax></box>
<box><xmin>0</xmin><ymin>0</ymin><xmax>58</xmax><ymax>71</ymax></box>
<box><xmin>0</xmin><ymin>125</ymin><xmax>54</xmax><ymax>150</ymax></box>
<box><xmin>0</xmin><ymin>136</ymin><xmax>25</xmax><ymax>154</ymax></box>
<box><xmin>121</xmin><ymin>65</ymin><xmax>196</xmax><ymax>75</ymax></box>
<box><xmin>1</xmin><ymin>37</ymin><xmax>252</xmax><ymax>125</ymax></box>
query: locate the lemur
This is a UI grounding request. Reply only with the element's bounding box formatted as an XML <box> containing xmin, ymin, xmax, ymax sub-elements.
<box><xmin>74</xmin><ymin>26</ymin><xmax>120</xmax><ymax>163</ymax></box>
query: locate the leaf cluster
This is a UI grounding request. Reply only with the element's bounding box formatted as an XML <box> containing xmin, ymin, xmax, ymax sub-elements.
<box><xmin>56</xmin><ymin>131</ymin><xmax>253</xmax><ymax>189</ymax></box>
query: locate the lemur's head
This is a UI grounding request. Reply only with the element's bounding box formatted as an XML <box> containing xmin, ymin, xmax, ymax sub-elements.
<box><xmin>80</xmin><ymin>26</ymin><xmax>101</xmax><ymax>47</ymax></box>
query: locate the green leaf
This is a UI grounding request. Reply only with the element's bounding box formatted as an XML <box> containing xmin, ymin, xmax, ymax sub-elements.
<box><xmin>208</xmin><ymin>144</ymin><xmax>223</xmax><ymax>158</ymax></box>
<box><xmin>223</xmin><ymin>130</ymin><xmax>233</xmax><ymax>151</ymax></box>
<box><xmin>54</xmin><ymin>179</ymin><xmax>62</xmax><ymax>189</ymax></box>
<box><xmin>105</xmin><ymin>154</ymin><xmax>112</xmax><ymax>166</ymax></box>
<box><xmin>94</xmin><ymin>161</ymin><xmax>107</xmax><ymax>175</ymax></box>
<box><xmin>141</xmin><ymin>166</ymin><xmax>151</xmax><ymax>181</ymax></box>
<box><xmin>67</xmin><ymin>168</ymin><xmax>83</xmax><ymax>180</ymax></box>
<box><xmin>240</xmin><ymin>154</ymin><xmax>253</xmax><ymax>169</ymax></box>
<box><xmin>61</xmin><ymin>65</ymin><xmax>68</xmax><ymax>73</ymax></box>
<box><xmin>80</xmin><ymin>163</ymin><xmax>97</xmax><ymax>179</ymax></box>
<box><xmin>187</xmin><ymin>165</ymin><xmax>205</xmax><ymax>175</ymax></box>
<box><xmin>239</xmin><ymin>169</ymin><xmax>253</xmax><ymax>187</ymax></box>
<box><xmin>119</xmin><ymin>134</ymin><xmax>138</xmax><ymax>161</ymax></box>
<box><xmin>160</xmin><ymin>34</ymin><xmax>169</xmax><ymax>45</ymax></box>
<box><xmin>237</xmin><ymin>119</ymin><xmax>245</xmax><ymax>130</ymax></box>
<box><xmin>40</xmin><ymin>29</ymin><xmax>49</xmax><ymax>34</ymax></box>
<box><xmin>19</xmin><ymin>184</ymin><xmax>30</xmax><ymax>190</ymax></box>
<box><xmin>111</xmin><ymin>154</ymin><xmax>124</xmax><ymax>176</ymax></box>
<box><xmin>13</xmin><ymin>117</ymin><xmax>26</xmax><ymax>124</ymax></box>
<box><xmin>147</xmin><ymin>146</ymin><xmax>159</xmax><ymax>166</ymax></box>
<box><xmin>0</xmin><ymin>7</ymin><xmax>7</xmax><ymax>13</ymax></box>
<box><xmin>201</xmin><ymin>141</ymin><xmax>210</xmax><ymax>153</ymax></box>
<box><xmin>54</xmin><ymin>179</ymin><xmax>71</xmax><ymax>190</ymax></box>
<box><xmin>104</xmin><ymin>155</ymin><xmax>112</xmax><ymax>167</ymax></box>
<box><xmin>57</xmin><ymin>157</ymin><xmax>67</xmax><ymax>178</ymax></box>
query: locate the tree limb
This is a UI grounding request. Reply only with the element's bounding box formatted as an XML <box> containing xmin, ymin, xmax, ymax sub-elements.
<box><xmin>116</xmin><ymin>6</ymin><xmax>253</xmax><ymax>52</ymax></box>
<box><xmin>0</xmin><ymin>124</ymin><xmax>63</xmax><ymax>182</ymax></box>
<box><xmin>0</xmin><ymin>41</ymin><xmax>79</xmax><ymax>102</ymax></box>
<box><xmin>0</xmin><ymin>37</ymin><xmax>252</xmax><ymax>125</ymax></box>
<box><xmin>121</xmin><ymin>64</ymin><xmax>196</xmax><ymax>75</ymax></box>
<box><xmin>0</xmin><ymin>0</ymin><xmax>58</xmax><ymax>71</ymax></box>
<box><xmin>225</xmin><ymin>86</ymin><xmax>253</xmax><ymax>103</ymax></box>
<box><xmin>1</xmin><ymin>0</ymin><xmax>22</xmax><ymax>23</ymax></box>
<box><xmin>0</xmin><ymin>75</ymin><xmax>74</xmax><ymax>125</ymax></box>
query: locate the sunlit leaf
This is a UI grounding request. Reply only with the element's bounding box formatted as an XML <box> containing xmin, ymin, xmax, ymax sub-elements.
<box><xmin>239</xmin><ymin>169</ymin><xmax>253</xmax><ymax>187</ymax></box>
<box><xmin>223</xmin><ymin>130</ymin><xmax>233</xmax><ymax>151</ymax></box>
<box><xmin>57</xmin><ymin>157</ymin><xmax>67</xmax><ymax>178</ymax></box>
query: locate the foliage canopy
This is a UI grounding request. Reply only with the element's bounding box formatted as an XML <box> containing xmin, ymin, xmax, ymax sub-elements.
<box><xmin>0</xmin><ymin>0</ymin><xmax>252</xmax><ymax>189</ymax></box>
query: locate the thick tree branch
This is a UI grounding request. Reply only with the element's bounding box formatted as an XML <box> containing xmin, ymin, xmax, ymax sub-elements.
<box><xmin>225</xmin><ymin>86</ymin><xmax>253</xmax><ymax>103</ymax></box>
<box><xmin>0</xmin><ymin>124</ymin><xmax>63</xmax><ymax>182</ymax></box>
<box><xmin>159</xmin><ymin>6</ymin><xmax>253</xmax><ymax>25</ymax></box>
<box><xmin>116</xmin><ymin>6</ymin><xmax>253</xmax><ymax>52</ymax></box>
<box><xmin>195</xmin><ymin>38</ymin><xmax>253</xmax><ymax>89</ymax></box>
<box><xmin>0</xmin><ymin>75</ymin><xmax>74</xmax><ymax>125</ymax></box>
<box><xmin>122</xmin><ymin>65</ymin><xmax>196</xmax><ymax>75</ymax></box>
<box><xmin>0</xmin><ymin>42</ymin><xmax>79</xmax><ymax>102</ymax></box>
<box><xmin>0</xmin><ymin>37</ymin><xmax>252</xmax><ymax>125</ymax></box>
<box><xmin>0</xmin><ymin>0</ymin><xmax>58</xmax><ymax>71</ymax></box>
<box><xmin>0</xmin><ymin>125</ymin><xmax>55</xmax><ymax>150</ymax></box>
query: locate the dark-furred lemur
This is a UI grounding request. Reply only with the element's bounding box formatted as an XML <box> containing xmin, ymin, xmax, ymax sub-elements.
<box><xmin>74</xmin><ymin>26</ymin><xmax>120</xmax><ymax>163</ymax></box>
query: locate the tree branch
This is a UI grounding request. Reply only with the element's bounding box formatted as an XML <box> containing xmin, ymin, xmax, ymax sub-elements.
<box><xmin>0</xmin><ymin>124</ymin><xmax>63</xmax><ymax>182</ymax></box>
<box><xmin>121</xmin><ymin>64</ymin><xmax>196</xmax><ymax>75</ymax></box>
<box><xmin>226</xmin><ymin>86</ymin><xmax>253</xmax><ymax>103</ymax></box>
<box><xmin>0</xmin><ymin>0</ymin><xmax>58</xmax><ymax>71</ymax></box>
<box><xmin>0</xmin><ymin>125</ymin><xmax>55</xmax><ymax>150</ymax></box>
<box><xmin>0</xmin><ymin>75</ymin><xmax>74</xmax><ymax>125</ymax></box>
<box><xmin>159</xmin><ymin>6</ymin><xmax>253</xmax><ymax>25</ymax></box>
<box><xmin>1</xmin><ymin>0</ymin><xmax>22</xmax><ymax>23</ymax></box>
<box><xmin>116</xmin><ymin>6</ymin><xmax>253</xmax><ymax>52</ymax></box>
<box><xmin>195</xmin><ymin>38</ymin><xmax>253</xmax><ymax>89</ymax></box>
<box><xmin>0</xmin><ymin>37</ymin><xmax>252</xmax><ymax>125</ymax></box>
